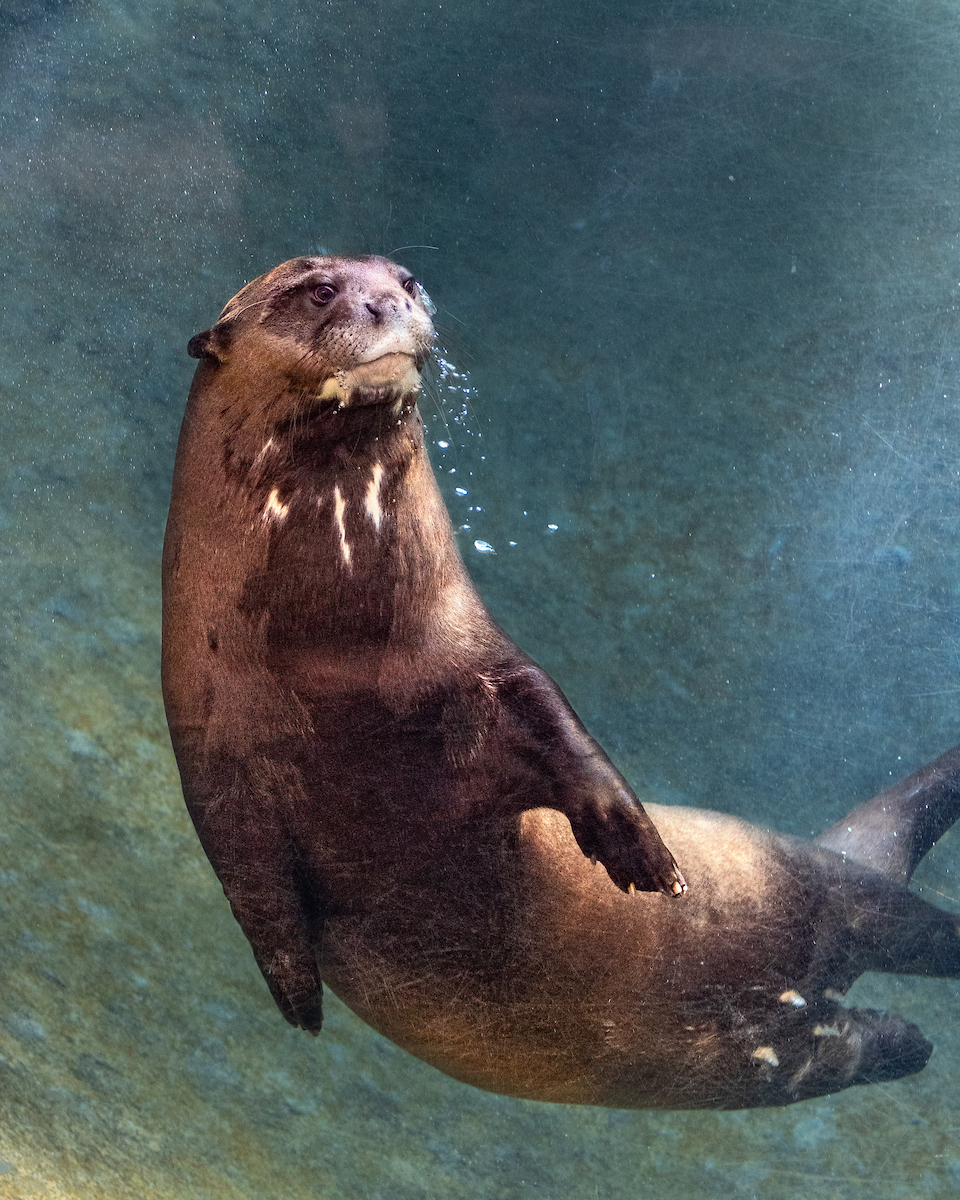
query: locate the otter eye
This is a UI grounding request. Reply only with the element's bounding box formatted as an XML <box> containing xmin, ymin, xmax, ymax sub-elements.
<box><xmin>311</xmin><ymin>283</ymin><xmax>337</xmax><ymax>306</ymax></box>
<box><xmin>401</xmin><ymin>277</ymin><xmax>417</xmax><ymax>297</ymax></box>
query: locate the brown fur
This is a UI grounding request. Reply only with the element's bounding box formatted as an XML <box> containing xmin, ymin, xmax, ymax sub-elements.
<box><xmin>163</xmin><ymin>255</ymin><xmax>960</xmax><ymax>1108</ymax></box>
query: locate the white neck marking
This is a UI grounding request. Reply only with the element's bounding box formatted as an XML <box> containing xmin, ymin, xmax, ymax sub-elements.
<box><xmin>333</xmin><ymin>485</ymin><xmax>352</xmax><ymax>566</ymax></box>
<box><xmin>364</xmin><ymin>464</ymin><xmax>385</xmax><ymax>531</ymax></box>
<box><xmin>262</xmin><ymin>487</ymin><xmax>289</xmax><ymax>524</ymax></box>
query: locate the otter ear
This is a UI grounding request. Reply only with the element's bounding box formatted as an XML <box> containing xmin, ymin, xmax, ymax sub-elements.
<box><xmin>187</xmin><ymin>321</ymin><xmax>234</xmax><ymax>362</ymax></box>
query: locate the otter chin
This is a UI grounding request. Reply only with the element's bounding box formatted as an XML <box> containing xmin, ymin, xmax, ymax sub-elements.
<box><xmin>342</xmin><ymin>352</ymin><xmax>421</xmax><ymax>394</ymax></box>
<box><xmin>163</xmin><ymin>253</ymin><xmax>960</xmax><ymax>1110</ymax></box>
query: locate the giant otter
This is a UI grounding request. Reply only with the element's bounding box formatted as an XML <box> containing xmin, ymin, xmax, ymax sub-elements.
<box><xmin>162</xmin><ymin>254</ymin><xmax>960</xmax><ymax>1109</ymax></box>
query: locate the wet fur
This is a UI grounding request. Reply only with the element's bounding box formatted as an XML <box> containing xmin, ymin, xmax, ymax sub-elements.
<box><xmin>163</xmin><ymin>255</ymin><xmax>960</xmax><ymax>1109</ymax></box>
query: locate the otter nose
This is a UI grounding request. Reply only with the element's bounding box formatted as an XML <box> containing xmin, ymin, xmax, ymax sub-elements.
<box><xmin>364</xmin><ymin>290</ymin><xmax>406</xmax><ymax>323</ymax></box>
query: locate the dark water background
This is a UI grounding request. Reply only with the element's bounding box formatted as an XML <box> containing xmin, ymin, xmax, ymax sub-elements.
<box><xmin>1</xmin><ymin>0</ymin><xmax>959</xmax><ymax>1196</ymax></box>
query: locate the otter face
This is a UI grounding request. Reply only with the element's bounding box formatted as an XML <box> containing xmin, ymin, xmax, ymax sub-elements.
<box><xmin>188</xmin><ymin>255</ymin><xmax>435</xmax><ymax>407</ymax></box>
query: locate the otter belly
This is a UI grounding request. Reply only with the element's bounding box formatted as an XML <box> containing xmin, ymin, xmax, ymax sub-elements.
<box><xmin>317</xmin><ymin>806</ymin><xmax>847</xmax><ymax>1108</ymax></box>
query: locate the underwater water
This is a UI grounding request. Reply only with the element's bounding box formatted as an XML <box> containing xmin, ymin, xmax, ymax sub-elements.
<box><xmin>1</xmin><ymin>0</ymin><xmax>960</xmax><ymax>1194</ymax></box>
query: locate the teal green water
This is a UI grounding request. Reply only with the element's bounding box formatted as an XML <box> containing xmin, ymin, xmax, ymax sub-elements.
<box><xmin>1</xmin><ymin>1</ymin><xmax>960</xmax><ymax>1195</ymax></box>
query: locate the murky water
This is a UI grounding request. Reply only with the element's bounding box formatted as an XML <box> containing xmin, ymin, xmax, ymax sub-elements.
<box><xmin>1</xmin><ymin>0</ymin><xmax>959</xmax><ymax>1195</ymax></box>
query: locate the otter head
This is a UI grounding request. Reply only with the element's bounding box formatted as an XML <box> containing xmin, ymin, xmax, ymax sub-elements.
<box><xmin>187</xmin><ymin>255</ymin><xmax>435</xmax><ymax>414</ymax></box>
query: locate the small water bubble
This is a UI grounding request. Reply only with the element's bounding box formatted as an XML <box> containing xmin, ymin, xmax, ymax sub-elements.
<box><xmin>474</xmin><ymin>540</ymin><xmax>495</xmax><ymax>554</ymax></box>
<box><xmin>437</xmin><ymin>440</ymin><xmax>449</xmax><ymax>449</ymax></box>
<box><xmin>455</xmin><ymin>487</ymin><xmax>468</xmax><ymax>496</ymax></box>
<box><xmin>547</xmin><ymin>524</ymin><xmax>558</xmax><ymax>531</ymax></box>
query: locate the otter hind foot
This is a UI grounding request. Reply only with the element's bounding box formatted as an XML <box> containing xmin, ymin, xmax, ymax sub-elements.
<box><xmin>750</xmin><ymin>1004</ymin><xmax>932</xmax><ymax>1106</ymax></box>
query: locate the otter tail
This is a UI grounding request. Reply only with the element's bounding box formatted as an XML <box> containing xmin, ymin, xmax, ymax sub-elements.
<box><xmin>814</xmin><ymin>742</ymin><xmax>960</xmax><ymax>885</ymax></box>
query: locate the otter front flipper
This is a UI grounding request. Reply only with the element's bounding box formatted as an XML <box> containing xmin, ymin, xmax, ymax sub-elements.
<box><xmin>498</xmin><ymin>665</ymin><xmax>686</xmax><ymax>896</ymax></box>
<box><xmin>184</xmin><ymin>759</ymin><xmax>326</xmax><ymax>1034</ymax></box>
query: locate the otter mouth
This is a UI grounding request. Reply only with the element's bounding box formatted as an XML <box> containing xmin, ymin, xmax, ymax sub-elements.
<box><xmin>303</xmin><ymin>353</ymin><xmax>423</xmax><ymax>412</ymax></box>
<box><xmin>348</xmin><ymin>352</ymin><xmax>419</xmax><ymax>388</ymax></box>
<box><xmin>279</xmin><ymin>356</ymin><xmax>422</xmax><ymax>435</ymax></box>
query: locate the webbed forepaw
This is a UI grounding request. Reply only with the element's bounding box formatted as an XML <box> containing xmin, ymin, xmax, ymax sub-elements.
<box><xmin>569</xmin><ymin>796</ymin><xmax>686</xmax><ymax>896</ymax></box>
<box><xmin>263</xmin><ymin>947</ymin><xmax>325</xmax><ymax>1034</ymax></box>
